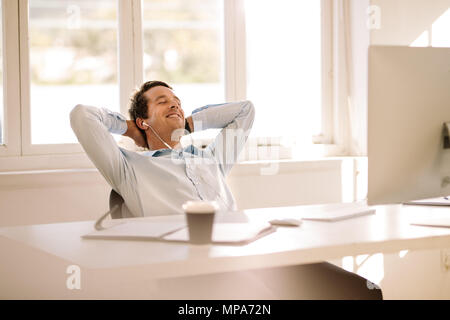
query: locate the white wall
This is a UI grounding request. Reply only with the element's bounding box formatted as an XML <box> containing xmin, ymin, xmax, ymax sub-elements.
<box><xmin>0</xmin><ymin>170</ymin><xmax>110</xmax><ymax>227</ymax></box>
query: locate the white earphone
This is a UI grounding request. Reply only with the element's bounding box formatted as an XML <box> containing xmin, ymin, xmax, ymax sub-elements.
<box><xmin>142</xmin><ymin>122</ymin><xmax>173</xmax><ymax>150</ymax></box>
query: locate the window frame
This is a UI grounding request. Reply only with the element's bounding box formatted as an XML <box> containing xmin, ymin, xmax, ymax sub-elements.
<box><xmin>224</xmin><ymin>0</ymin><xmax>246</xmax><ymax>102</ymax></box>
<box><xmin>118</xmin><ymin>0</ymin><xmax>143</xmax><ymax>116</ymax></box>
<box><xmin>0</xmin><ymin>0</ymin><xmax>21</xmax><ymax>157</ymax></box>
<box><xmin>0</xmin><ymin>0</ymin><xmax>336</xmax><ymax>170</ymax></box>
<box><xmin>321</xmin><ymin>0</ymin><xmax>334</xmax><ymax>145</ymax></box>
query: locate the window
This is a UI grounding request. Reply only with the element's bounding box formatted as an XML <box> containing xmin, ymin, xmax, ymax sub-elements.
<box><xmin>28</xmin><ymin>0</ymin><xmax>119</xmax><ymax>145</ymax></box>
<box><xmin>142</xmin><ymin>0</ymin><xmax>225</xmax><ymax>115</ymax></box>
<box><xmin>242</xmin><ymin>0</ymin><xmax>333</xmax><ymax>161</ymax></box>
<box><xmin>0</xmin><ymin>0</ymin><xmax>334</xmax><ymax>170</ymax></box>
<box><xmin>245</xmin><ymin>0</ymin><xmax>323</xmax><ymax>142</ymax></box>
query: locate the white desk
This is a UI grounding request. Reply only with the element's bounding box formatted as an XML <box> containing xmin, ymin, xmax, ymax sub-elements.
<box><xmin>1</xmin><ymin>203</ymin><xmax>450</xmax><ymax>299</ymax></box>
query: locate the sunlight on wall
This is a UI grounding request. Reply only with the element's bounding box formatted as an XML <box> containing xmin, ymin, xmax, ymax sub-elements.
<box><xmin>399</xmin><ymin>250</ymin><xmax>409</xmax><ymax>258</ymax></box>
<box><xmin>411</xmin><ymin>8</ymin><xmax>450</xmax><ymax>47</ymax></box>
<box><xmin>431</xmin><ymin>8</ymin><xmax>450</xmax><ymax>46</ymax></box>
<box><xmin>410</xmin><ymin>30</ymin><xmax>430</xmax><ymax>47</ymax></box>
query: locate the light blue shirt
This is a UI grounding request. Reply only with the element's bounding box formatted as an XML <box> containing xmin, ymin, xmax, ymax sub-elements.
<box><xmin>70</xmin><ymin>100</ymin><xmax>255</xmax><ymax>217</ymax></box>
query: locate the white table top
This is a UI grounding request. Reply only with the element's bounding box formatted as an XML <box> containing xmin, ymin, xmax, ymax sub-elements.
<box><xmin>2</xmin><ymin>202</ymin><xmax>450</xmax><ymax>281</ymax></box>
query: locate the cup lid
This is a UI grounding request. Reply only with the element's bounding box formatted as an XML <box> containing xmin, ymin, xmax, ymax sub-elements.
<box><xmin>182</xmin><ymin>200</ymin><xmax>219</xmax><ymax>213</ymax></box>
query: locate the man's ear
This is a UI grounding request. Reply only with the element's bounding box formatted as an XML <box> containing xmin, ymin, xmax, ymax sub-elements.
<box><xmin>135</xmin><ymin>117</ymin><xmax>149</xmax><ymax>149</ymax></box>
<box><xmin>136</xmin><ymin>118</ymin><xmax>147</xmax><ymax>131</ymax></box>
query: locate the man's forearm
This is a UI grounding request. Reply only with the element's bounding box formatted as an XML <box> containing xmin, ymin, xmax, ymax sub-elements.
<box><xmin>190</xmin><ymin>101</ymin><xmax>254</xmax><ymax>131</ymax></box>
<box><xmin>190</xmin><ymin>101</ymin><xmax>255</xmax><ymax>176</ymax></box>
<box><xmin>124</xmin><ymin>120</ymin><xmax>140</xmax><ymax>138</ymax></box>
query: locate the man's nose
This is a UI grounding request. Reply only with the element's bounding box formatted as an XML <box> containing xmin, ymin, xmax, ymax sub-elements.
<box><xmin>170</xmin><ymin>101</ymin><xmax>180</xmax><ymax>109</ymax></box>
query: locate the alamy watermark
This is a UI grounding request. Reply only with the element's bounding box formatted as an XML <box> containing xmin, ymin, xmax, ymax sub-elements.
<box><xmin>168</xmin><ymin>121</ymin><xmax>281</xmax><ymax>175</ymax></box>
<box><xmin>66</xmin><ymin>4</ymin><xmax>81</xmax><ymax>30</ymax></box>
<box><xmin>66</xmin><ymin>264</ymin><xmax>81</xmax><ymax>290</ymax></box>
<box><xmin>367</xmin><ymin>5</ymin><xmax>381</xmax><ymax>30</ymax></box>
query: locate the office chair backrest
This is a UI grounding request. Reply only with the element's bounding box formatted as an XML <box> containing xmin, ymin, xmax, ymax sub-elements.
<box><xmin>109</xmin><ymin>189</ymin><xmax>132</xmax><ymax>219</ymax></box>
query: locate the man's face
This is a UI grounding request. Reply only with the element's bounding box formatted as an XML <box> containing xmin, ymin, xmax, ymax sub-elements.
<box><xmin>143</xmin><ymin>85</ymin><xmax>185</xmax><ymax>133</ymax></box>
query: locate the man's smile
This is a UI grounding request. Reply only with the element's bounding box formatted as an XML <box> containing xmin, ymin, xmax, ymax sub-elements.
<box><xmin>166</xmin><ymin>112</ymin><xmax>182</xmax><ymax>119</ymax></box>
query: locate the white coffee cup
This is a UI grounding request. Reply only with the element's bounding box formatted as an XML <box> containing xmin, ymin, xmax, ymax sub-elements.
<box><xmin>182</xmin><ymin>201</ymin><xmax>218</xmax><ymax>244</ymax></box>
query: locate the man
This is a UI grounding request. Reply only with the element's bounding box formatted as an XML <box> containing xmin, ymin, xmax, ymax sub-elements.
<box><xmin>70</xmin><ymin>80</ymin><xmax>251</xmax><ymax>218</ymax></box>
<box><xmin>70</xmin><ymin>80</ymin><xmax>382</xmax><ymax>299</ymax></box>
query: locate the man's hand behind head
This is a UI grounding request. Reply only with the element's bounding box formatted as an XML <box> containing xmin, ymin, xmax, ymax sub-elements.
<box><xmin>124</xmin><ymin>120</ymin><xmax>148</xmax><ymax>148</ymax></box>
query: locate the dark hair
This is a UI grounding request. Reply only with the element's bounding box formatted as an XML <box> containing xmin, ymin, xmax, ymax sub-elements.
<box><xmin>128</xmin><ymin>80</ymin><xmax>172</xmax><ymax>121</ymax></box>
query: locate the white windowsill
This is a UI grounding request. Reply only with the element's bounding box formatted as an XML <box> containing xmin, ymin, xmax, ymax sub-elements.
<box><xmin>0</xmin><ymin>138</ymin><xmax>353</xmax><ymax>171</ymax></box>
<box><xmin>0</xmin><ymin>156</ymin><xmax>367</xmax><ymax>189</ymax></box>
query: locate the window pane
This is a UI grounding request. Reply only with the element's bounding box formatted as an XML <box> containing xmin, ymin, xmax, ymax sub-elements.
<box><xmin>142</xmin><ymin>0</ymin><xmax>225</xmax><ymax>115</ymax></box>
<box><xmin>245</xmin><ymin>0</ymin><xmax>322</xmax><ymax>141</ymax></box>
<box><xmin>29</xmin><ymin>0</ymin><xmax>119</xmax><ymax>144</ymax></box>
<box><xmin>0</xmin><ymin>1</ymin><xmax>3</xmax><ymax>145</ymax></box>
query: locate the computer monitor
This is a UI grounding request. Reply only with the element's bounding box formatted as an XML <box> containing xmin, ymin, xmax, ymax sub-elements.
<box><xmin>367</xmin><ymin>46</ymin><xmax>450</xmax><ymax>205</ymax></box>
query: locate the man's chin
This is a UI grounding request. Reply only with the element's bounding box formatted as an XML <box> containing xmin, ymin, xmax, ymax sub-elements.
<box><xmin>166</xmin><ymin>117</ymin><xmax>184</xmax><ymax>128</ymax></box>
<box><xmin>166</xmin><ymin>119</ymin><xmax>185</xmax><ymax>130</ymax></box>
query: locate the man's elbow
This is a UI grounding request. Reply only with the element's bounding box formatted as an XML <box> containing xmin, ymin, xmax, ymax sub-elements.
<box><xmin>243</xmin><ymin>100</ymin><xmax>255</xmax><ymax>120</ymax></box>
<box><xmin>70</xmin><ymin>104</ymin><xmax>86</xmax><ymax>119</ymax></box>
<box><xmin>70</xmin><ymin>104</ymin><xmax>91</xmax><ymax>130</ymax></box>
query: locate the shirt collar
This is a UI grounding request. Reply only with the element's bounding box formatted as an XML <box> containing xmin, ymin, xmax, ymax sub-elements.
<box><xmin>151</xmin><ymin>149</ymin><xmax>171</xmax><ymax>157</ymax></box>
<box><xmin>147</xmin><ymin>145</ymin><xmax>202</xmax><ymax>157</ymax></box>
